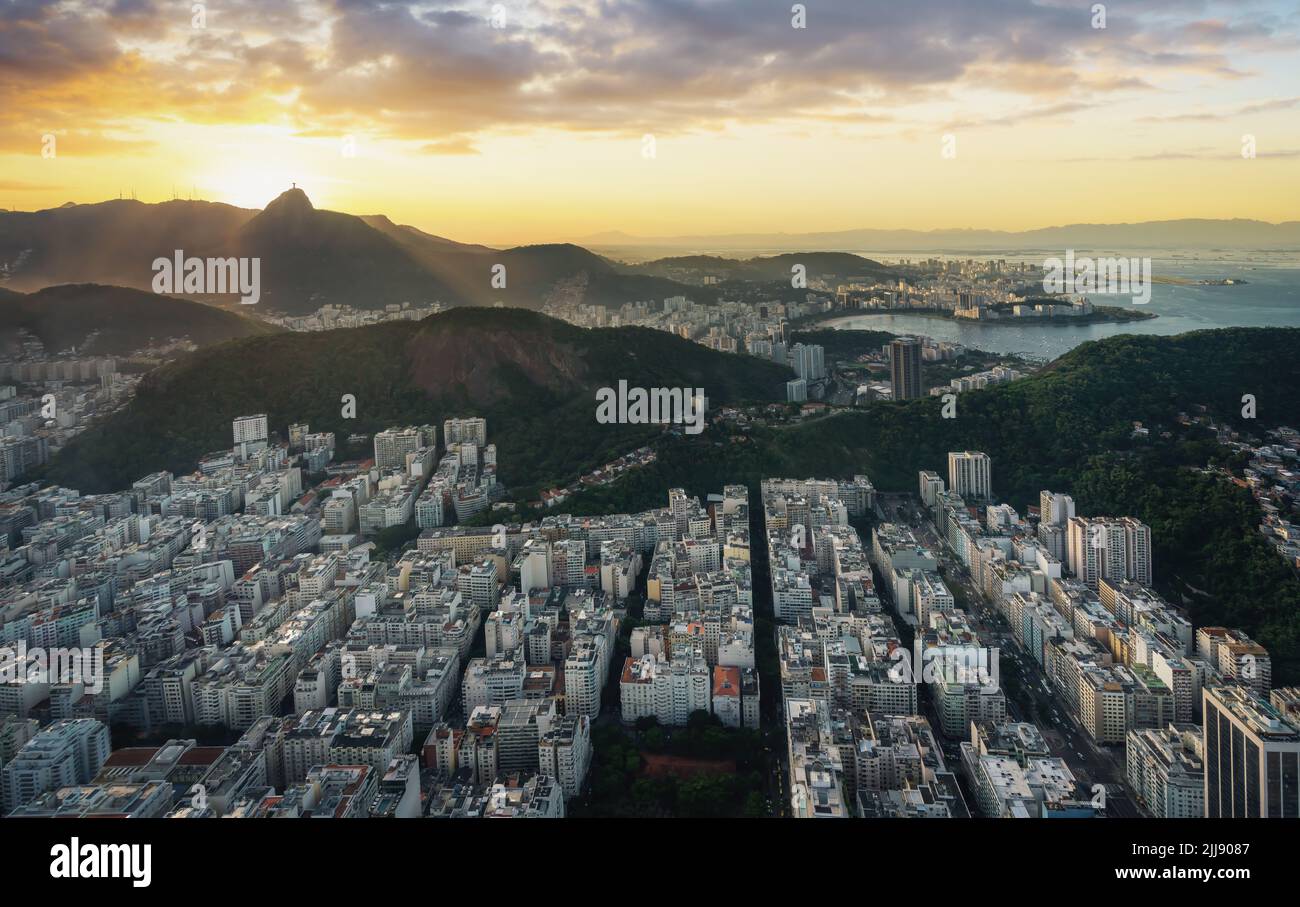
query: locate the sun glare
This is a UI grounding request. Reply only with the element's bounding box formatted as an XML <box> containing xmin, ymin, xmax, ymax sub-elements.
<box><xmin>199</xmin><ymin>164</ymin><xmax>316</xmax><ymax>210</ymax></box>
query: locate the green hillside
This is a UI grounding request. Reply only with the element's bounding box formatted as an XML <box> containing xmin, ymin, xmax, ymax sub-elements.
<box><xmin>0</xmin><ymin>283</ymin><xmax>280</xmax><ymax>355</ymax></box>
<box><xmin>45</xmin><ymin>307</ymin><xmax>791</xmax><ymax>496</ymax></box>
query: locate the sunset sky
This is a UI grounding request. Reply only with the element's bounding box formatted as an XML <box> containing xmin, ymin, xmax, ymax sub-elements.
<box><xmin>2</xmin><ymin>0</ymin><xmax>1298</xmax><ymax>245</ymax></box>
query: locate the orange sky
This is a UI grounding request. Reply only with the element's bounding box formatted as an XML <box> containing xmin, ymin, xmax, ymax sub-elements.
<box><xmin>3</xmin><ymin>0</ymin><xmax>1298</xmax><ymax>245</ymax></box>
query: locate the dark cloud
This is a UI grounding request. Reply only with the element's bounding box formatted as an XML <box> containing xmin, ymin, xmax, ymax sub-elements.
<box><xmin>0</xmin><ymin>0</ymin><xmax>122</xmax><ymax>79</ymax></box>
<box><xmin>1</xmin><ymin>0</ymin><xmax>1296</xmax><ymax>147</ymax></box>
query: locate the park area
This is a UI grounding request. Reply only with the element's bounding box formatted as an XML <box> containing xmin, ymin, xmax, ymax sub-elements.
<box><xmin>568</xmin><ymin>712</ymin><xmax>771</xmax><ymax>818</ymax></box>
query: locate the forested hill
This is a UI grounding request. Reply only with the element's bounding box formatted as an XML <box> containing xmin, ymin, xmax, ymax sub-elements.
<box><xmin>564</xmin><ymin>327</ymin><xmax>1300</xmax><ymax>683</ymax></box>
<box><xmin>44</xmin><ymin>306</ymin><xmax>792</xmax><ymax>495</ymax></box>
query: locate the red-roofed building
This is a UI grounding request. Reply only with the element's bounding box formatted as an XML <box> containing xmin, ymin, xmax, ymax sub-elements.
<box><xmin>712</xmin><ymin>665</ymin><xmax>742</xmax><ymax>728</ymax></box>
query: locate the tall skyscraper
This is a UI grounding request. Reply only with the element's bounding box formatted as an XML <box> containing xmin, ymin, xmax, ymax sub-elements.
<box><xmin>1037</xmin><ymin>491</ymin><xmax>1075</xmax><ymax>562</ymax></box>
<box><xmin>919</xmin><ymin>470</ymin><xmax>945</xmax><ymax>507</ymax></box>
<box><xmin>1203</xmin><ymin>685</ymin><xmax>1300</xmax><ymax>818</ymax></box>
<box><xmin>443</xmin><ymin>417</ymin><xmax>487</xmax><ymax>447</ymax></box>
<box><xmin>1066</xmin><ymin>516</ymin><xmax>1152</xmax><ymax>587</ymax></box>
<box><xmin>232</xmin><ymin>413</ymin><xmax>269</xmax><ymax>459</ymax></box>
<box><xmin>1121</xmin><ymin>516</ymin><xmax>1153</xmax><ymax>587</ymax></box>
<box><xmin>889</xmin><ymin>337</ymin><xmax>923</xmax><ymax>400</ymax></box>
<box><xmin>1</xmin><ymin>718</ymin><xmax>111</xmax><ymax>814</ymax></box>
<box><xmin>790</xmin><ymin>343</ymin><xmax>825</xmax><ymax>382</ymax></box>
<box><xmin>232</xmin><ymin>414</ymin><xmax>268</xmax><ymax>446</ymax></box>
<box><xmin>373</xmin><ymin>425</ymin><xmax>434</xmax><ymax>471</ymax></box>
<box><xmin>948</xmin><ymin>451</ymin><xmax>991</xmax><ymax>502</ymax></box>
<box><xmin>1039</xmin><ymin>490</ymin><xmax>1075</xmax><ymax>526</ymax></box>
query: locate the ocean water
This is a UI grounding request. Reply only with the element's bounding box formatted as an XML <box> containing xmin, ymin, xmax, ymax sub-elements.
<box><xmin>822</xmin><ymin>255</ymin><xmax>1300</xmax><ymax>360</ymax></box>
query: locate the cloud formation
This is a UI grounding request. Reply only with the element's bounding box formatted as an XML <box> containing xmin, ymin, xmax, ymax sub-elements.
<box><xmin>3</xmin><ymin>0</ymin><xmax>1298</xmax><ymax>155</ymax></box>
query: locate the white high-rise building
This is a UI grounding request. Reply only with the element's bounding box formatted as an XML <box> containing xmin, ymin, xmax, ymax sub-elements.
<box><xmin>538</xmin><ymin>714</ymin><xmax>592</xmax><ymax>800</ymax></box>
<box><xmin>462</xmin><ymin>652</ymin><xmax>526</xmax><ymax>712</ymax></box>
<box><xmin>1</xmin><ymin>719</ymin><xmax>111</xmax><ymax>814</ymax></box>
<box><xmin>1039</xmin><ymin>490</ymin><xmax>1075</xmax><ymax>526</ymax></box>
<box><xmin>1038</xmin><ymin>491</ymin><xmax>1075</xmax><ymax>561</ymax></box>
<box><xmin>911</xmin><ymin>571</ymin><xmax>955</xmax><ymax>626</ymax></box>
<box><xmin>374</xmin><ymin>426</ymin><xmax>433</xmax><ymax>471</ymax></box>
<box><xmin>564</xmin><ymin>644</ymin><xmax>603</xmax><ymax>719</ymax></box>
<box><xmin>1066</xmin><ymin>516</ymin><xmax>1152</xmax><ymax>587</ymax></box>
<box><xmin>790</xmin><ymin>343</ymin><xmax>826</xmax><ymax>382</ymax></box>
<box><xmin>1066</xmin><ymin>517</ymin><xmax>1103</xmax><ymax>586</ymax></box>
<box><xmin>459</xmin><ymin>559</ymin><xmax>500</xmax><ymax>610</ymax></box>
<box><xmin>323</xmin><ymin>494</ymin><xmax>357</xmax><ymax>534</ymax></box>
<box><xmin>1126</xmin><ymin>724</ymin><xmax>1204</xmax><ymax>818</ymax></box>
<box><xmin>232</xmin><ymin>414</ymin><xmax>268</xmax><ymax>446</ymax></box>
<box><xmin>485</xmin><ymin>610</ymin><xmax>525</xmax><ymax>658</ymax></box>
<box><xmin>1122</xmin><ymin>517</ymin><xmax>1153</xmax><ymax>587</ymax></box>
<box><xmin>619</xmin><ymin>650</ymin><xmax>711</xmax><ymax>726</ymax></box>
<box><xmin>443</xmin><ymin>417</ymin><xmax>487</xmax><ymax>447</ymax></box>
<box><xmin>232</xmin><ymin>414</ymin><xmax>269</xmax><ymax>457</ymax></box>
<box><xmin>516</xmin><ymin>539</ymin><xmax>552</xmax><ymax>594</ymax></box>
<box><xmin>772</xmin><ymin>570</ymin><xmax>814</xmax><ymax>624</ymax></box>
<box><xmin>551</xmin><ymin>539</ymin><xmax>588</xmax><ymax>589</ymax></box>
<box><xmin>919</xmin><ymin>471</ymin><xmax>945</xmax><ymax>507</ymax></box>
<box><xmin>948</xmin><ymin>451</ymin><xmax>991</xmax><ymax>502</ymax></box>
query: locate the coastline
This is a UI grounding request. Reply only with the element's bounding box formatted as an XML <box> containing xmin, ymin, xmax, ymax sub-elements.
<box><xmin>805</xmin><ymin>305</ymin><xmax>1157</xmax><ymax>330</ymax></box>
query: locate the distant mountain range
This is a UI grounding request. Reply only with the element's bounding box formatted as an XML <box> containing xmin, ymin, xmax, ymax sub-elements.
<box><xmin>576</xmin><ymin>219</ymin><xmax>1300</xmax><ymax>255</ymax></box>
<box><xmin>0</xmin><ymin>189</ymin><xmax>722</xmax><ymax>315</ymax></box>
<box><xmin>3</xmin><ymin>190</ymin><xmax>894</xmax><ymax>316</ymax></box>
<box><xmin>4</xmin><ymin>192</ymin><xmax>1291</xmax><ymax>318</ymax></box>
<box><xmin>628</xmin><ymin>252</ymin><xmax>897</xmax><ymax>285</ymax></box>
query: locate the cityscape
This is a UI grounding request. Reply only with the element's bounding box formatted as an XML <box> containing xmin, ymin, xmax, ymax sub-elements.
<box><xmin>2</xmin><ymin>0</ymin><xmax>1298</xmax><ymax>889</ymax></box>
<box><xmin>3</xmin><ymin>383</ymin><xmax>1299</xmax><ymax>827</ymax></box>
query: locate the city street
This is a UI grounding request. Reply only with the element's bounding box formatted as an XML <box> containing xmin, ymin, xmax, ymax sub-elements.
<box><xmin>877</xmin><ymin>491</ymin><xmax>1143</xmax><ymax>817</ymax></box>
